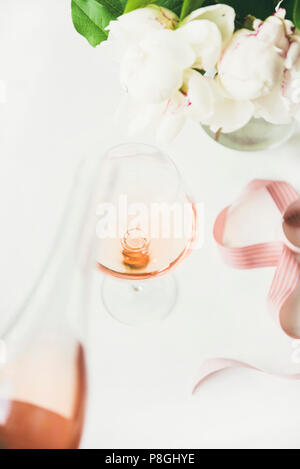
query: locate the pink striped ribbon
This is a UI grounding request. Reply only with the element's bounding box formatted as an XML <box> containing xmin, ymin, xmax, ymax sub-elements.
<box><xmin>195</xmin><ymin>180</ymin><xmax>300</xmax><ymax>391</ymax></box>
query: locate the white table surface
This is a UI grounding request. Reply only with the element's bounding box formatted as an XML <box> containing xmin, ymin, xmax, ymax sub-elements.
<box><xmin>2</xmin><ymin>0</ymin><xmax>300</xmax><ymax>450</ymax></box>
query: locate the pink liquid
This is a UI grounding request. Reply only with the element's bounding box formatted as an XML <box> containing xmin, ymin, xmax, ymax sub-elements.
<box><xmin>0</xmin><ymin>345</ymin><xmax>86</xmax><ymax>450</ymax></box>
<box><xmin>97</xmin><ymin>203</ymin><xmax>198</xmax><ymax>279</ymax></box>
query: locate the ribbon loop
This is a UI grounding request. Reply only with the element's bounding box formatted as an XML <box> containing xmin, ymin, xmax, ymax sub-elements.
<box><xmin>213</xmin><ymin>179</ymin><xmax>300</xmax><ymax>339</ymax></box>
<box><xmin>195</xmin><ymin>180</ymin><xmax>300</xmax><ymax>391</ymax></box>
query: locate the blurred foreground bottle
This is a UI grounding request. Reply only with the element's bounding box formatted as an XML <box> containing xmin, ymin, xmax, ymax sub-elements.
<box><xmin>0</xmin><ymin>157</ymin><xmax>98</xmax><ymax>449</ymax></box>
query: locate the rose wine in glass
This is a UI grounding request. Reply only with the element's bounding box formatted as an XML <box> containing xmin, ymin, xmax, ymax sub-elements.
<box><xmin>89</xmin><ymin>143</ymin><xmax>198</xmax><ymax>325</ymax></box>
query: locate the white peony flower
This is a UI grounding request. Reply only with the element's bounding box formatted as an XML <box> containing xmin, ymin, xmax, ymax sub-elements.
<box><xmin>120</xmin><ymin>29</ymin><xmax>195</xmax><ymax>103</ymax></box>
<box><xmin>110</xmin><ymin>4</ymin><xmax>235</xmax><ymax>106</ymax></box>
<box><xmin>181</xmin><ymin>4</ymin><xmax>236</xmax><ymax>46</ymax></box>
<box><xmin>103</xmin><ymin>6</ymin><xmax>179</xmax><ymax>60</ymax></box>
<box><xmin>218</xmin><ymin>30</ymin><xmax>284</xmax><ymax>101</ymax></box>
<box><xmin>217</xmin><ymin>7</ymin><xmax>298</xmax><ymax>102</ymax></box>
<box><xmin>251</xmin><ymin>14</ymin><xmax>300</xmax><ymax>125</ymax></box>
<box><xmin>106</xmin><ymin>3</ymin><xmax>300</xmax><ymax>141</ymax></box>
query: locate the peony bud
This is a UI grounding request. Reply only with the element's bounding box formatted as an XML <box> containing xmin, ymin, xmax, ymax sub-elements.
<box><xmin>217</xmin><ymin>8</ymin><xmax>297</xmax><ymax>101</ymax></box>
<box><xmin>218</xmin><ymin>28</ymin><xmax>284</xmax><ymax>101</ymax></box>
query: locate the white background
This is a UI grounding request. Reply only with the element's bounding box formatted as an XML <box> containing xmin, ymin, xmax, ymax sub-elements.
<box><xmin>2</xmin><ymin>0</ymin><xmax>300</xmax><ymax>449</ymax></box>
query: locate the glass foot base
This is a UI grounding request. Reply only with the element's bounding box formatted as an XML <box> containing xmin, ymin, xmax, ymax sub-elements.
<box><xmin>101</xmin><ymin>275</ymin><xmax>178</xmax><ymax>326</ymax></box>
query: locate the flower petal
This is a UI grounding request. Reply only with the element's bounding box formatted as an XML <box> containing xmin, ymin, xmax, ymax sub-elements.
<box><xmin>120</xmin><ymin>44</ymin><xmax>184</xmax><ymax>103</ymax></box>
<box><xmin>107</xmin><ymin>6</ymin><xmax>178</xmax><ymax>37</ymax></box>
<box><xmin>185</xmin><ymin>70</ymin><xmax>214</xmax><ymax>121</ymax></box>
<box><xmin>156</xmin><ymin>109</ymin><xmax>186</xmax><ymax>144</ymax></box>
<box><xmin>253</xmin><ymin>84</ymin><xmax>292</xmax><ymax>125</ymax></box>
<box><xmin>182</xmin><ymin>4</ymin><xmax>235</xmax><ymax>45</ymax></box>
<box><xmin>104</xmin><ymin>6</ymin><xmax>178</xmax><ymax>60</ymax></box>
<box><xmin>177</xmin><ymin>20</ymin><xmax>222</xmax><ymax>70</ymax></box>
<box><xmin>140</xmin><ymin>29</ymin><xmax>195</xmax><ymax>70</ymax></box>
<box><xmin>115</xmin><ymin>94</ymin><xmax>162</xmax><ymax>136</ymax></box>
<box><xmin>204</xmin><ymin>79</ymin><xmax>254</xmax><ymax>133</ymax></box>
<box><xmin>285</xmin><ymin>40</ymin><xmax>300</xmax><ymax>70</ymax></box>
<box><xmin>156</xmin><ymin>92</ymin><xmax>188</xmax><ymax>143</ymax></box>
<box><xmin>116</xmin><ymin>92</ymin><xmax>187</xmax><ymax>142</ymax></box>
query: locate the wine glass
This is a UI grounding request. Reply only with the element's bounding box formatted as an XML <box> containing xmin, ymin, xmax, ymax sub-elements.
<box><xmin>0</xmin><ymin>157</ymin><xmax>99</xmax><ymax>449</ymax></box>
<box><xmin>90</xmin><ymin>143</ymin><xmax>198</xmax><ymax>325</ymax></box>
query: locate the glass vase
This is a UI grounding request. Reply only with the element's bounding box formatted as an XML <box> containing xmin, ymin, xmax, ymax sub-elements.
<box><xmin>202</xmin><ymin>117</ymin><xmax>296</xmax><ymax>152</ymax></box>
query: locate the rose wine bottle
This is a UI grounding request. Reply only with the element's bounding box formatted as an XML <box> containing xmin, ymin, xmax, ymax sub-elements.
<box><xmin>0</xmin><ymin>345</ymin><xmax>86</xmax><ymax>450</ymax></box>
<box><xmin>0</xmin><ymin>156</ymin><xmax>100</xmax><ymax>449</ymax></box>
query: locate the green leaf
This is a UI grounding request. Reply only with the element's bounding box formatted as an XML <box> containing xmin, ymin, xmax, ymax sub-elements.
<box><xmin>98</xmin><ymin>0</ymin><xmax>124</xmax><ymax>16</ymax></box>
<box><xmin>294</xmin><ymin>0</ymin><xmax>300</xmax><ymax>28</ymax></box>
<box><xmin>71</xmin><ymin>0</ymin><xmax>114</xmax><ymax>47</ymax></box>
<box><xmin>124</xmin><ymin>0</ymin><xmax>155</xmax><ymax>13</ymax></box>
<box><xmin>157</xmin><ymin>0</ymin><xmax>183</xmax><ymax>16</ymax></box>
<box><xmin>180</xmin><ymin>0</ymin><xmax>204</xmax><ymax>19</ymax></box>
<box><xmin>281</xmin><ymin>0</ymin><xmax>294</xmax><ymax>19</ymax></box>
<box><xmin>214</xmin><ymin>0</ymin><xmax>278</xmax><ymax>21</ymax></box>
<box><xmin>124</xmin><ymin>0</ymin><xmax>183</xmax><ymax>15</ymax></box>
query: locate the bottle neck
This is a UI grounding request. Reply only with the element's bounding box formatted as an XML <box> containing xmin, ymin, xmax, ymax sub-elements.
<box><xmin>2</xmin><ymin>155</ymin><xmax>101</xmax><ymax>355</ymax></box>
